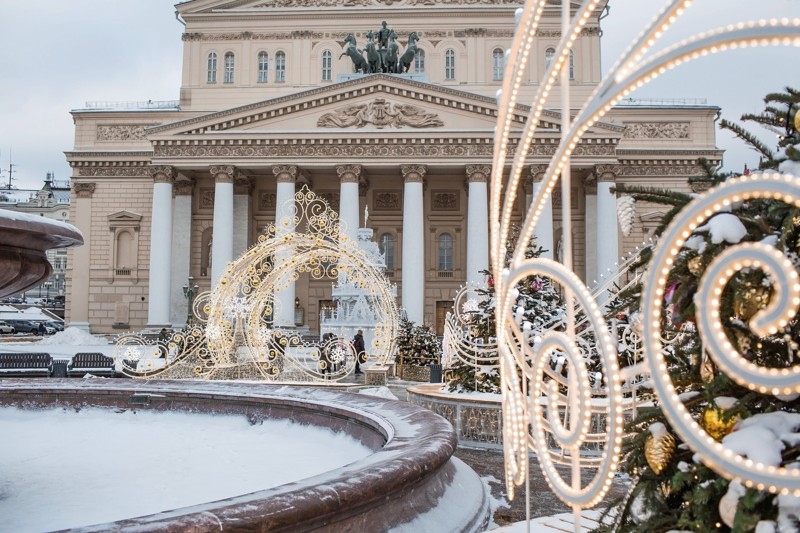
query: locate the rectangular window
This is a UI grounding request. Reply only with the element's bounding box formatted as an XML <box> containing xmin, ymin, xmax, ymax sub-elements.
<box><xmin>276</xmin><ymin>52</ymin><xmax>286</xmax><ymax>83</ymax></box>
<box><xmin>445</xmin><ymin>49</ymin><xmax>455</xmax><ymax>81</ymax></box>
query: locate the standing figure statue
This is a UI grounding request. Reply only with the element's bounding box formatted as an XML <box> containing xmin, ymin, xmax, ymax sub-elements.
<box><xmin>364</xmin><ymin>30</ymin><xmax>382</xmax><ymax>74</ymax></box>
<box><xmin>376</xmin><ymin>21</ymin><xmax>393</xmax><ymax>49</ymax></box>
<box><xmin>397</xmin><ymin>31</ymin><xmax>419</xmax><ymax>73</ymax></box>
<box><xmin>340</xmin><ymin>33</ymin><xmax>369</xmax><ymax>74</ymax></box>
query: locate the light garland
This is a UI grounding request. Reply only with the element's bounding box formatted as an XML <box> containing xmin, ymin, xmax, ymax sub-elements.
<box><xmin>492</xmin><ymin>0</ymin><xmax>800</xmax><ymax>515</ymax></box>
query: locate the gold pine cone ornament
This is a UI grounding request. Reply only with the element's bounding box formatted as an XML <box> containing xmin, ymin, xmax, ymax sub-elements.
<box><xmin>644</xmin><ymin>422</ymin><xmax>676</xmax><ymax>475</ymax></box>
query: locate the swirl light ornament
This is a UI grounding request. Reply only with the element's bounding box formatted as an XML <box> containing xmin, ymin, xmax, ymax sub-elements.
<box><xmin>116</xmin><ymin>186</ymin><xmax>398</xmax><ymax>381</ymax></box>
<box><xmin>492</xmin><ymin>0</ymin><xmax>800</xmax><ymax>519</ymax></box>
<box><xmin>643</xmin><ymin>173</ymin><xmax>800</xmax><ymax>495</ymax></box>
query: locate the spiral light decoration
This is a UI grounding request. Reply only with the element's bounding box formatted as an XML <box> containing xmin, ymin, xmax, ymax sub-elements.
<box><xmin>492</xmin><ymin>0</ymin><xmax>800</xmax><ymax>519</ymax></box>
<box><xmin>116</xmin><ymin>186</ymin><xmax>398</xmax><ymax>381</ymax></box>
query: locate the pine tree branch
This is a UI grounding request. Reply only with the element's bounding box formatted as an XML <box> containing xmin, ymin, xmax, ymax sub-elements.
<box><xmin>718</xmin><ymin>119</ymin><xmax>776</xmax><ymax>162</ymax></box>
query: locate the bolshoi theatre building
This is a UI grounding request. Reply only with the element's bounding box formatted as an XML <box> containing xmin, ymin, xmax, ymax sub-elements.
<box><xmin>65</xmin><ymin>0</ymin><xmax>722</xmax><ymax>334</ymax></box>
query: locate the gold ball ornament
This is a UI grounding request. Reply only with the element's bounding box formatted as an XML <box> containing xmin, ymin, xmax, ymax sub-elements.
<box><xmin>687</xmin><ymin>256</ymin><xmax>703</xmax><ymax>276</ymax></box>
<box><xmin>701</xmin><ymin>402</ymin><xmax>739</xmax><ymax>441</ymax></box>
<box><xmin>644</xmin><ymin>423</ymin><xmax>676</xmax><ymax>475</ymax></box>
<box><xmin>733</xmin><ymin>284</ymin><xmax>769</xmax><ymax>321</ymax></box>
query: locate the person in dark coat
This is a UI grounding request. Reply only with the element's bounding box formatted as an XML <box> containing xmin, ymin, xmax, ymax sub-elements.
<box><xmin>320</xmin><ymin>333</ymin><xmax>333</xmax><ymax>378</ymax></box>
<box><xmin>38</xmin><ymin>322</ymin><xmax>46</xmax><ymax>336</ymax></box>
<box><xmin>352</xmin><ymin>330</ymin><xmax>365</xmax><ymax>374</ymax></box>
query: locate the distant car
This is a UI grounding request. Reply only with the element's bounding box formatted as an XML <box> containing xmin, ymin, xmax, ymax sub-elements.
<box><xmin>45</xmin><ymin>320</ymin><xmax>64</xmax><ymax>332</ymax></box>
<box><xmin>4</xmin><ymin>319</ymin><xmax>41</xmax><ymax>335</ymax></box>
<box><xmin>0</xmin><ymin>321</ymin><xmax>15</xmax><ymax>334</ymax></box>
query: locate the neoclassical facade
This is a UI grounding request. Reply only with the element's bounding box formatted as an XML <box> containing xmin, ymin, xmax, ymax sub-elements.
<box><xmin>65</xmin><ymin>0</ymin><xmax>721</xmax><ymax>334</ymax></box>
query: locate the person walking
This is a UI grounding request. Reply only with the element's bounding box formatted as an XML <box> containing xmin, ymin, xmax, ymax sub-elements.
<box><xmin>352</xmin><ymin>329</ymin><xmax>365</xmax><ymax>375</ymax></box>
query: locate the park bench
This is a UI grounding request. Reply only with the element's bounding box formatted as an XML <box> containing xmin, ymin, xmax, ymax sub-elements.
<box><xmin>0</xmin><ymin>353</ymin><xmax>53</xmax><ymax>377</ymax></box>
<box><xmin>67</xmin><ymin>352</ymin><xmax>116</xmax><ymax>378</ymax></box>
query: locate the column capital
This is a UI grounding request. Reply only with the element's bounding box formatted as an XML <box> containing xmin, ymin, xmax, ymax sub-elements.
<box><xmin>173</xmin><ymin>179</ymin><xmax>195</xmax><ymax>196</ymax></box>
<box><xmin>336</xmin><ymin>164</ymin><xmax>362</xmax><ymax>184</ymax></box>
<box><xmin>149</xmin><ymin>165</ymin><xmax>174</xmax><ymax>183</ymax></box>
<box><xmin>529</xmin><ymin>164</ymin><xmax>548</xmax><ymax>183</ymax></box>
<box><xmin>272</xmin><ymin>165</ymin><xmax>298</xmax><ymax>183</ymax></box>
<box><xmin>234</xmin><ymin>175</ymin><xmax>254</xmax><ymax>195</ymax></box>
<box><xmin>465</xmin><ymin>165</ymin><xmax>490</xmax><ymax>183</ymax></box>
<box><xmin>73</xmin><ymin>182</ymin><xmax>96</xmax><ymax>199</ymax></box>
<box><xmin>401</xmin><ymin>165</ymin><xmax>427</xmax><ymax>183</ymax></box>
<box><xmin>594</xmin><ymin>164</ymin><xmax>621</xmax><ymax>182</ymax></box>
<box><xmin>210</xmin><ymin>165</ymin><xmax>236</xmax><ymax>184</ymax></box>
<box><xmin>583</xmin><ymin>173</ymin><xmax>597</xmax><ymax>195</ymax></box>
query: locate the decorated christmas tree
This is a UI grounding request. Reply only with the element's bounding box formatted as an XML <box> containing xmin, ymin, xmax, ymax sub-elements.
<box><xmin>446</xmin><ymin>226</ymin><xmax>564</xmax><ymax>393</ymax></box>
<box><xmin>395</xmin><ymin>313</ymin><xmax>441</xmax><ymax>367</ymax></box>
<box><xmin>598</xmin><ymin>87</ymin><xmax>800</xmax><ymax>532</ymax></box>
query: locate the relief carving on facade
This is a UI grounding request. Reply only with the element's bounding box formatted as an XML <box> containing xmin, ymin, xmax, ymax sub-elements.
<box><xmin>619</xmin><ymin>164</ymin><xmax>705</xmax><ymax>177</ymax></box>
<box><xmin>260</xmin><ymin>192</ymin><xmax>277</xmax><ymax>210</ymax></box>
<box><xmin>374</xmin><ymin>191</ymin><xmax>401</xmax><ymax>210</ymax></box>
<box><xmin>318</xmin><ymin>191</ymin><xmax>341</xmax><ymax>211</ymax></box>
<box><xmin>432</xmin><ymin>191</ymin><xmax>459</xmax><ymax>210</ymax></box>
<box><xmin>623</xmin><ymin>122</ymin><xmax>691</xmax><ymax>139</ymax></box>
<box><xmin>251</xmin><ymin>0</ymin><xmax>372</xmax><ymax>7</ymax></box>
<box><xmin>76</xmin><ymin>166</ymin><xmax>150</xmax><ymax>177</ymax></box>
<box><xmin>96</xmin><ymin>124</ymin><xmax>156</xmax><ymax>142</ymax></box>
<box><xmin>157</xmin><ymin>143</ymin><xmax>495</xmax><ymax>158</ymax></box>
<box><xmin>317</xmin><ymin>99</ymin><xmax>444</xmax><ymax>129</ymax></box>
<box><xmin>200</xmin><ymin>188</ymin><xmax>215</xmax><ymax>208</ymax></box>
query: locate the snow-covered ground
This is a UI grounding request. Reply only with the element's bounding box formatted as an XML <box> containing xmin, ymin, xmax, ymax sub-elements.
<box><xmin>0</xmin><ymin>327</ymin><xmax>114</xmax><ymax>360</ymax></box>
<box><xmin>0</xmin><ymin>405</ymin><xmax>371</xmax><ymax>532</ymax></box>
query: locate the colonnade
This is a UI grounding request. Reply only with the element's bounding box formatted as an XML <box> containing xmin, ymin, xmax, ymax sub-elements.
<box><xmin>144</xmin><ymin>162</ymin><xmax>619</xmax><ymax>329</ymax></box>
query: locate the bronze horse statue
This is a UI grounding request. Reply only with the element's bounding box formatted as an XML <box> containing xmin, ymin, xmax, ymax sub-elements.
<box><xmin>383</xmin><ymin>30</ymin><xmax>399</xmax><ymax>74</ymax></box>
<box><xmin>397</xmin><ymin>31</ymin><xmax>419</xmax><ymax>73</ymax></box>
<box><xmin>340</xmin><ymin>33</ymin><xmax>369</xmax><ymax>74</ymax></box>
<box><xmin>364</xmin><ymin>30</ymin><xmax>382</xmax><ymax>74</ymax></box>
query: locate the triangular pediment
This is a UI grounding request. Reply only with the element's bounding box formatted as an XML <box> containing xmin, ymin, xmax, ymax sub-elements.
<box><xmin>107</xmin><ymin>211</ymin><xmax>143</xmax><ymax>225</ymax></box>
<box><xmin>148</xmin><ymin>75</ymin><xmax>623</xmax><ymax>140</ymax></box>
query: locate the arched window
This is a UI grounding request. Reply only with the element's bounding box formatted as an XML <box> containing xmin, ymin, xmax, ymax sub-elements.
<box><xmin>257</xmin><ymin>51</ymin><xmax>269</xmax><ymax>83</ymax></box>
<box><xmin>415</xmin><ymin>48</ymin><xmax>425</xmax><ymax>73</ymax></box>
<box><xmin>321</xmin><ymin>49</ymin><xmax>332</xmax><ymax>81</ymax></box>
<box><xmin>379</xmin><ymin>233</ymin><xmax>395</xmax><ymax>271</ymax></box>
<box><xmin>569</xmin><ymin>49</ymin><xmax>575</xmax><ymax>80</ymax></box>
<box><xmin>444</xmin><ymin>48</ymin><xmax>455</xmax><ymax>80</ymax></box>
<box><xmin>207</xmin><ymin>52</ymin><xmax>217</xmax><ymax>83</ymax></box>
<box><xmin>492</xmin><ymin>48</ymin><xmax>504</xmax><ymax>81</ymax></box>
<box><xmin>116</xmin><ymin>230</ymin><xmax>134</xmax><ymax>270</ymax></box>
<box><xmin>544</xmin><ymin>47</ymin><xmax>555</xmax><ymax>72</ymax></box>
<box><xmin>438</xmin><ymin>233</ymin><xmax>453</xmax><ymax>271</ymax></box>
<box><xmin>275</xmin><ymin>51</ymin><xmax>286</xmax><ymax>83</ymax></box>
<box><xmin>224</xmin><ymin>52</ymin><xmax>235</xmax><ymax>83</ymax></box>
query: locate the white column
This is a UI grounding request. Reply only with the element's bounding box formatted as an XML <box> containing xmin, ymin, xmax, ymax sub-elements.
<box><xmin>147</xmin><ymin>166</ymin><xmax>174</xmax><ymax>327</ymax></box>
<box><xmin>595</xmin><ymin>167</ymin><xmax>620</xmax><ymax>287</ymax></box>
<box><xmin>531</xmin><ymin>167</ymin><xmax>554</xmax><ymax>260</ymax></box>
<box><xmin>273</xmin><ymin>165</ymin><xmax>297</xmax><ymax>327</ymax></box>
<box><xmin>233</xmin><ymin>176</ymin><xmax>252</xmax><ymax>259</ymax></box>
<box><xmin>336</xmin><ymin>165</ymin><xmax>361</xmax><ymax>245</ymax></box>
<box><xmin>210</xmin><ymin>166</ymin><xmax>235</xmax><ymax>287</ymax></box>
<box><xmin>170</xmin><ymin>179</ymin><xmax>193</xmax><ymax>326</ymax></box>
<box><xmin>401</xmin><ymin>165</ymin><xmax>426</xmax><ymax>324</ymax></box>
<box><xmin>583</xmin><ymin>175</ymin><xmax>597</xmax><ymax>288</ymax></box>
<box><xmin>67</xmin><ymin>182</ymin><xmax>95</xmax><ymax>331</ymax></box>
<box><xmin>466</xmin><ymin>165</ymin><xmax>489</xmax><ymax>286</ymax></box>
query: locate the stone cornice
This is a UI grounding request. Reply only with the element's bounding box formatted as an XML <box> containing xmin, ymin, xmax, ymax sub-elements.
<box><xmin>147</xmin><ymin>75</ymin><xmax>545</xmax><ymax>136</ymax></box>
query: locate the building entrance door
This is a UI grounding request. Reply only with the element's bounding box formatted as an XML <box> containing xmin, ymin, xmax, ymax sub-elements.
<box><xmin>435</xmin><ymin>301</ymin><xmax>452</xmax><ymax>336</ymax></box>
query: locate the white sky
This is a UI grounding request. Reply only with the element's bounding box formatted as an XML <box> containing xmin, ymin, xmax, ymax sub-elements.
<box><xmin>0</xmin><ymin>0</ymin><xmax>796</xmax><ymax>189</ymax></box>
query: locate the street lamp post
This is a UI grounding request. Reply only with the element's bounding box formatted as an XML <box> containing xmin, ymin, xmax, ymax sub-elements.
<box><xmin>182</xmin><ymin>276</ymin><xmax>200</xmax><ymax>325</ymax></box>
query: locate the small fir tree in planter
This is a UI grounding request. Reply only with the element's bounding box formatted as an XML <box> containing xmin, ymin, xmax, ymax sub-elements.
<box><xmin>395</xmin><ymin>313</ymin><xmax>442</xmax><ymax>381</ymax></box>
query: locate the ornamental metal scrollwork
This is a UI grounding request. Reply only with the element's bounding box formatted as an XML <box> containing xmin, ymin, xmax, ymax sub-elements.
<box><xmin>491</xmin><ymin>0</ymin><xmax>800</xmax><ymax>519</ymax></box>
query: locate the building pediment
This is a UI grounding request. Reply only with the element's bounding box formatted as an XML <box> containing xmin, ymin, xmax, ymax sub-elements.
<box><xmin>177</xmin><ymin>0</ymin><xmax>524</xmax><ymax>15</ymax></box>
<box><xmin>107</xmin><ymin>211</ymin><xmax>143</xmax><ymax>228</ymax></box>
<box><xmin>148</xmin><ymin>74</ymin><xmax>621</xmax><ymax>140</ymax></box>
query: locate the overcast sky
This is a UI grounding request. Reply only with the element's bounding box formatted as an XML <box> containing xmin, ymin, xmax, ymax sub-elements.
<box><xmin>0</xmin><ymin>0</ymin><xmax>796</xmax><ymax>190</ymax></box>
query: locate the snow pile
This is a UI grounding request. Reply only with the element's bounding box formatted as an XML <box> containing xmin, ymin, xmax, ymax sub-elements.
<box><xmin>358</xmin><ymin>386</ymin><xmax>398</xmax><ymax>400</ymax></box>
<box><xmin>694</xmin><ymin>213</ymin><xmax>747</xmax><ymax>245</ymax></box>
<box><xmin>38</xmin><ymin>327</ymin><xmax>109</xmax><ymax>346</ymax></box>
